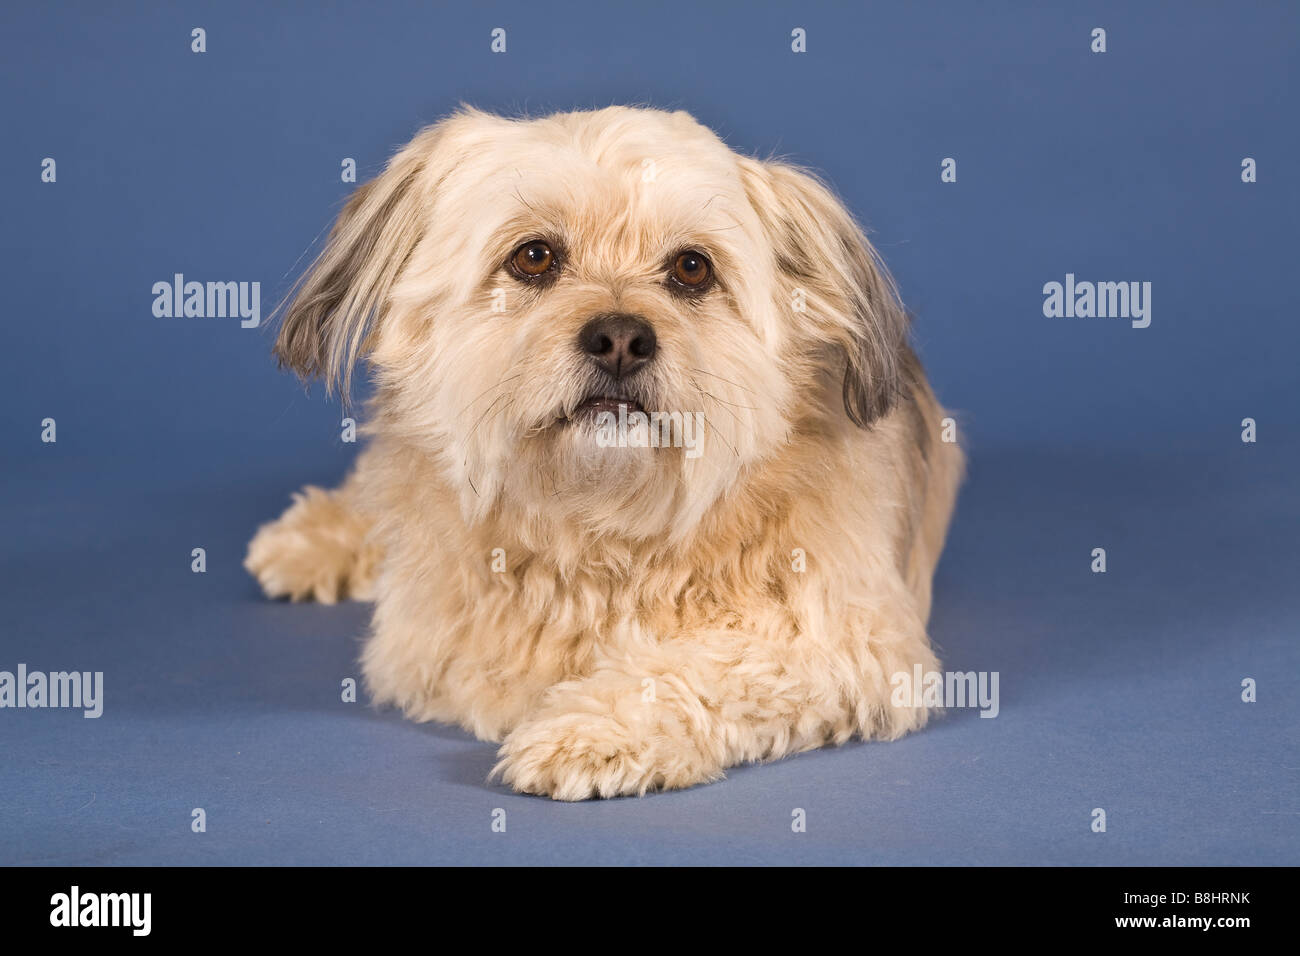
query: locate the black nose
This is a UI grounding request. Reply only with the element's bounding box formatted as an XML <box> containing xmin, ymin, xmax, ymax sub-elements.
<box><xmin>577</xmin><ymin>313</ymin><xmax>657</xmax><ymax>378</ymax></box>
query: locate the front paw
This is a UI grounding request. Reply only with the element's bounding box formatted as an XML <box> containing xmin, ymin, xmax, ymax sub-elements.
<box><xmin>244</xmin><ymin>487</ymin><xmax>376</xmax><ymax>604</ymax></box>
<box><xmin>493</xmin><ymin>711</ymin><xmax>717</xmax><ymax>801</ymax></box>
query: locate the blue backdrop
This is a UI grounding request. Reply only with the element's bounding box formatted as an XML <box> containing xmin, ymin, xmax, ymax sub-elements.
<box><xmin>2</xmin><ymin>1</ymin><xmax>1296</xmax><ymax>865</ymax></box>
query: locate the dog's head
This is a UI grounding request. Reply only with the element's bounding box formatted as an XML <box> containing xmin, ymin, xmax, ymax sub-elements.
<box><xmin>275</xmin><ymin>107</ymin><xmax>909</xmax><ymax>537</ymax></box>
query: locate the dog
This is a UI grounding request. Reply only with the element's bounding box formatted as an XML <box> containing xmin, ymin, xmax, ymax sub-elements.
<box><xmin>245</xmin><ymin>106</ymin><xmax>963</xmax><ymax>800</ymax></box>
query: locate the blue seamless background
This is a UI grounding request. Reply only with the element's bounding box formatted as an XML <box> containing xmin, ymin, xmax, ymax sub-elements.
<box><xmin>1</xmin><ymin>1</ymin><xmax>1296</xmax><ymax>865</ymax></box>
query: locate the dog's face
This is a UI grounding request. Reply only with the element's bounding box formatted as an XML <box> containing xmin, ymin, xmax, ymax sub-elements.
<box><xmin>275</xmin><ymin>107</ymin><xmax>908</xmax><ymax>538</ymax></box>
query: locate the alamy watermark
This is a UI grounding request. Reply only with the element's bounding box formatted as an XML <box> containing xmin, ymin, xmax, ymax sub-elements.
<box><xmin>0</xmin><ymin>664</ymin><xmax>103</xmax><ymax>718</ymax></box>
<box><xmin>891</xmin><ymin>665</ymin><xmax>999</xmax><ymax>718</ymax></box>
<box><xmin>50</xmin><ymin>886</ymin><xmax>150</xmax><ymax>936</ymax></box>
<box><xmin>152</xmin><ymin>274</ymin><xmax>261</xmax><ymax>328</ymax></box>
<box><xmin>594</xmin><ymin>404</ymin><xmax>705</xmax><ymax>460</ymax></box>
<box><xmin>1042</xmin><ymin>273</ymin><xmax>1151</xmax><ymax>328</ymax></box>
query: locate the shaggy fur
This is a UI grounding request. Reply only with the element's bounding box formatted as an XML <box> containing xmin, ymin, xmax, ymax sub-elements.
<box><xmin>245</xmin><ymin>106</ymin><xmax>963</xmax><ymax>800</ymax></box>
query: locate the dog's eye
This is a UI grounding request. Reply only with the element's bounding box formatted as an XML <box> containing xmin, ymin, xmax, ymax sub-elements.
<box><xmin>510</xmin><ymin>240</ymin><xmax>555</xmax><ymax>279</ymax></box>
<box><xmin>671</xmin><ymin>251</ymin><xmax>712</xmax><ymax>290</ymax></box>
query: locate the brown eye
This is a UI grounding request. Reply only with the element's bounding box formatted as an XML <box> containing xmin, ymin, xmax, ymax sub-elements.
<box><xmin>511</xmin><ymin>240</ymin><xmax>555</xmax><ymax>278</ymax></box>
<box><xmin>671</xmin><ymin>251</ymin><xmax>712</xmax><ymax>290</ymax></box>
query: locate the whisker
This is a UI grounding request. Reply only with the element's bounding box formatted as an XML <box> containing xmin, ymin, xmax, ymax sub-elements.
<box><xmin>456</xmin><ymin>373</ymin><xmax>523</xmax><ymax>417</ymax></box>
<box><xmin>483</xmin><ymin>394</ymin><xmax>516</xmax><ymax>436</ymax></box>
<box><xmin>512</xmin><ymin>184</ymin><xmax>538</xmax><ymax>212</ymax></box>
<box><xmin>690</xmin><ymin>377</ymin><xmax>752</xmax><ymax>425</ymax></box>
<box><xmin>463</xmin><ymin>393</ymin><xmax>508</xmax><ymax>464</ymax></box>
<box><xmin>702</xmin><ymin>412</ymin><xmax>740</xmax><ymax>459</ymax></box>
<box><xmin>686</xmin><ymin>367</ymin><xmax>756</xmax><ymax>395</ymax></box>
<box><xmin>697</xmin><ymin>390</ymin><xmax>757</xmax><ymax>411</ymax></box>
<box><xmin>692</xmin><ymin>383</ymin><xmax>741</xmax><ymax>459</ymax></box>
<box><xmin>697</xmin><ymin>388</ymin><xmax>745</xmax><ymax>433</ymax></box>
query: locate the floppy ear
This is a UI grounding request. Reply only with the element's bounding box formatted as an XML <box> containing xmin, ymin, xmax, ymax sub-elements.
<box><xmin>740</xmin><ymin>158</ymin><xmax>910</xmax><ymax>427</ymax></box>
<box><xmin>273</xmin><ymin>127</ymin><xmax>438</xmax><ymax>396</ymax></box>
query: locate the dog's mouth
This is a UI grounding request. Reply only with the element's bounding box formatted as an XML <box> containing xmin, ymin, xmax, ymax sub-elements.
<box><xmin>563</xmin><ymin>394</ymin><xmax>646</xmax><ymax>424</ymax></box>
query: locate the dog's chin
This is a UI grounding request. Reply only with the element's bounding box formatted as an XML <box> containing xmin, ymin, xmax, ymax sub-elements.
<box><xmin>493</xmin><ymin>389</ymin><xmax>733</xmax><ymax>540</ymax></box>
<box><xmin>510</xmin><ymin>394</ymin><xmax>665</xmax><ymax>497</ymax></box>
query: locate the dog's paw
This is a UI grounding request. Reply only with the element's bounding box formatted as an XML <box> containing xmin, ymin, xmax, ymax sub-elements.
<box><xmin>244</xmin><ymin>487</ymin><xmax>377</xmax><ymax>604</ymax></box>
<box><xmin>493</xmin><ymin>710</ymin><xmax>718</xmax><ymax>801</ymax></box>
<box><xmin>493</xmin><ymin>712</ymin><xmax>654</xmax><ymax>801</ymax></box>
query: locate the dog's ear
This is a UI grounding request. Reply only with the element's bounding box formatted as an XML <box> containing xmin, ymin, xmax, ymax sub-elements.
<box><xmin>273</xmin><ymin>126</ymin><xmax>440</xmax><ymax>396</ymax></box>
<box><xmin>740</xmin><ymin>158</ymin><xmax>910</xmax><ymax>427</ymax></box>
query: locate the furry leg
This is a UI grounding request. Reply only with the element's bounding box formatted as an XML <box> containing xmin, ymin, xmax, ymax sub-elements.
<box><xmin>493</xmin><ymin>609</ymin><xmax>938</xmax><ymax>800</ymax></box>
<box><xmin>244</xmin><ymin>469</ymin><xmax>379</xmax><ymax>604</ymax></box>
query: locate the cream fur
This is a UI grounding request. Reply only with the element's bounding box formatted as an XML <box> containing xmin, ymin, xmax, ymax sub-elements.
<box><xmin>245</xmin><ymin>106</ymin><xmax>963</xmax><ymax>799</ymax></box>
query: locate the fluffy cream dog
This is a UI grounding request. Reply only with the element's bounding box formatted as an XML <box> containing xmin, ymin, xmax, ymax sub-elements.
<box><xmin>246</xmin><ymin>106</ymin><xmax>963</xmax><ymax>800</ymax></box>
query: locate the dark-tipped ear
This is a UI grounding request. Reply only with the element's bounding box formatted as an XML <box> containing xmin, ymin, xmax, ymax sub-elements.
<box><xmin>273</xmin><ymin>128</ymin><xmax>436</xmax><ymax>396</ymax></box>
<box><xmin>740</xmin><ymin>157</ymin><xmax>910</xmax><ymax>427</ymax></box>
